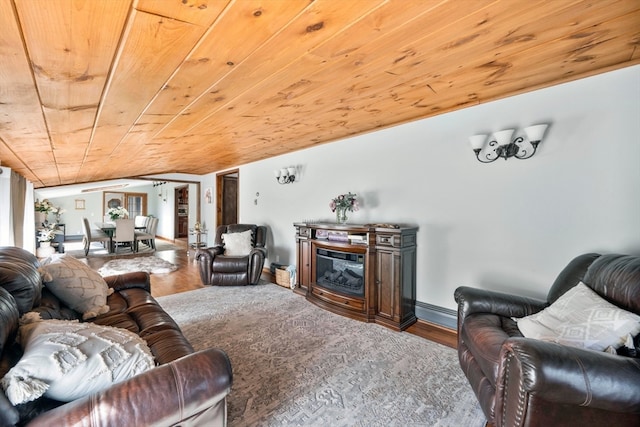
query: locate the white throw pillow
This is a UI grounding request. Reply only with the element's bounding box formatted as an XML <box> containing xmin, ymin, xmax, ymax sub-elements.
<box><xmin>40</xmin><ymin>254</ymin><xmax>113</xmax><ymax>320</ymax></box>
<box><xmin>516</xmin><ymin>282</ymin><xmax>640</xmax><ymax>352</ymax></box>
<box><xmin>222</xmin><ymin>229</ymin><xmax>253</xmax><ymax>256</ymax></box>
<box><xmin>1</xmin><ymin>319</ymin><xmax>154</xmax><ymax>405</ymax></box>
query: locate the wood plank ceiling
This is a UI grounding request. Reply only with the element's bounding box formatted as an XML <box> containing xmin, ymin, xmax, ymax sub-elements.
<box><xmin>1</xmin><ymin>0</ymin><xmax>639</xmax><ymax>189</ymax></box>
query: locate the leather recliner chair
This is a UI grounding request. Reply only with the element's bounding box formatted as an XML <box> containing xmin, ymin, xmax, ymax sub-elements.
<box><xmin>454</xmin><ymin>253</ymin><xmax>640</xmax><ymax>427</ymax></box>
<box><xmin>196</xmin><ymin>224</ymin><xmax>267</xmax><ymax>286</ymax></box>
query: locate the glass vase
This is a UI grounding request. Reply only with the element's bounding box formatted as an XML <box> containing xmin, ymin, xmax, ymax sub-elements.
<box><xmin>336</xmin><ymin>208</ymin><xmax>348</xmax><ymax>224</ymax></box>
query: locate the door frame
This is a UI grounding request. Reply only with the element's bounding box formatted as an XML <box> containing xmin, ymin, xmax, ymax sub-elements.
<box><xmin>127</xmin><ymin>178</ymin><xmax>201</xmax><ymax>242</ymax></box>
<box><xmin>216</xmin><ymin>169</ymin><xmax>239</xmax><ymax>227</ymax></box>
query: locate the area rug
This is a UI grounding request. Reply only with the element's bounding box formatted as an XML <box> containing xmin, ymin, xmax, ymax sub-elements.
<box><xmin>157</xmin><ymin>284</ymin><xmax>485</xmax><ymax>427</ymax></box>
<box><xmin>63</xmin><ymin>240</ymin><xmax>181</xmax><ymax>258</ymax></box>
<box><xmin>97</xmin><ymin>255</ymin><xmax>178</xmax><ymax>276</ymax></box>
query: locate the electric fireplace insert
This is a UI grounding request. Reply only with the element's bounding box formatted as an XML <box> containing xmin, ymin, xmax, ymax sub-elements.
<box><xmin>315</xmin><ymin>247</ymin><xmax>365</xmax><ymax>297</ymax></box>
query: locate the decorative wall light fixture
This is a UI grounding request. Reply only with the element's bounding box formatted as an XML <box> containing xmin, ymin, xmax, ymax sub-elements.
<box><xmin>469</xmin><ymin>124</ymin><xmax>549</xmax><ymax>163</ymax></box>
<box><xmin>274</xmin><ymin>167</ymin><xmax>297</xmax><ymax>184</ymax></box>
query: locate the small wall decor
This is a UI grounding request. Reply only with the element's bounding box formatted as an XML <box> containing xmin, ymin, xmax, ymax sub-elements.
<box><xmin>75</xmin><ymin>199</ymin><xmax>85</xmax><ymax>210</ymax></box>
<box><xmin>205</xmin><ymin>187</ymin><xmax>212</xmax><ymax>204</ymax></box>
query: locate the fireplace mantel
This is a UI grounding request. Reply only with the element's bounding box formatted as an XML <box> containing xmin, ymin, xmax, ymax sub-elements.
<box><xmin>294</xmin><ymin>222</ymin><xmax>418</xmax><ymax>331</ymax></box>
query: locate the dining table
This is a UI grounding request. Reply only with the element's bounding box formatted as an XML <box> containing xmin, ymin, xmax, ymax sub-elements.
<box><xmin>95</xmin><ymin>221</ymin><xmax>146</xmax><ymax>253</ymax></box>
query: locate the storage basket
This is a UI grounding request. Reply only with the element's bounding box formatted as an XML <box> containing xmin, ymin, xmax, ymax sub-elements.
<box><xmin>275</xmin><ymin>267</ymin><xmax>291</xmax><ymax>288</ymax></box>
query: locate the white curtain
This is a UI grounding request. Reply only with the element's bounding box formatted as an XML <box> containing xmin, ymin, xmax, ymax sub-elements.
<box><xmin>24</xmin><ymin>176</ymin><xmax>35</xmax><ymax>252</ymax></box>
<box><xmin>0</xmin><ymin>167</ymin><xmax>11</xmax><ymax>245</ymax></box>
<box><xmin>0</xmin><ymin>167</ymin><xmax>35</xmax><ymax>252</ymax></box>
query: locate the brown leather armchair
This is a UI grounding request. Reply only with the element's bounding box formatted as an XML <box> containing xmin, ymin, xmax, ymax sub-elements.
<box><xmin>196</xmin><ymin>224</ymin><xmax>267</xmax><ymax>286</ymax></box>
<box><xmin>454</xmin><ymin>253</ymin><xmax>640</xmax><ymax>427</ymax></box>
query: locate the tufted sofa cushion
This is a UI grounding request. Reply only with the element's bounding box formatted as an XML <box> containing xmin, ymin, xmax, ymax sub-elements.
<box><xmin>1</xmin><ymin>270</ymin><xmax>194</xmax><ymax>423</ymax></box>
<box><xmin>0</xmin><ymin>247</ymin><xmax>42</xmax><ymax>315</ymax></box>
<box><xmin>92</xmin><ymin>273</ymin><xmax>194</xmax><ymax>364</ymax></box>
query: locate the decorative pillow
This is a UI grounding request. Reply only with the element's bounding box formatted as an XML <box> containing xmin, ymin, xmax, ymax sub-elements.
<box><xmin>515</xmin><ymin>282</ymin><xmax>640</xmax><ymax>352</ymax></box>
<box><xmin>222</xmin><ymin>229</ymin><xmax>253</xmax><ymax>256</ymax></box>
<box><xmin>1</xmin><ymin>319</ymin><xmax>154</xmax><ymax>405</ymax></box>
<box><xmin>40</xmin><ymin>255</ymin><xmax>113</xmax><ymax>320</ymax></box>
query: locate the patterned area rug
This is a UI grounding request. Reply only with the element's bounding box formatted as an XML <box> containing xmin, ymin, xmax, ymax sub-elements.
<box><xmin>97</xmin><ymin>255</ymin><xmax>178</xmax><ymax>276</ymax></box>
<box><xmin>157</xmin><ymin>284</ymin><xmax>485</xmax><ymax>427</ymax></box>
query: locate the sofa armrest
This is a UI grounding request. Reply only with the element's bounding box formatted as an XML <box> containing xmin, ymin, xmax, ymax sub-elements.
<box><xmin>196</xmin><ymin>246</ymin><xmax>224</xmax><ymax>259</ymax></box>
<box><xmin>104</xmin><ymin>271</ymin><xmax>151</xmax><ymax>293</ymax></box>
<box><xmin>250</xmin><ymin>246</ymin><xmax>267</xmax><ymax>256</ymax></box>
<box><xmin>249</xmin><ymin>246</ymin><xmax>267</xmax><ymax>264</ymax></box>
<box><xmin>26</xmin><ymin>348</ymin><xmax>233</xmax><ymax>426</ymax></box>
<box><xmin>195</xmin><ymin>247</ymin><xmax>223</xmax><ymax>286</ymax></box>
<box><xmin>498</xmin><ymin>337</ymin><xmax>640</xmax><ymax>414</ymax></box>
<box><xmin>454</xmin><ymin>286</ymin><xmax>547</xmax><ymax>322</ymax></box>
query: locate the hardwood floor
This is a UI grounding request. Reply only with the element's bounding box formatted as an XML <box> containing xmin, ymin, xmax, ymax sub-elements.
<box><xmin>79</xmin><ymin>237</ymin><xmax>205</xmax><ymax>298</ymax></box>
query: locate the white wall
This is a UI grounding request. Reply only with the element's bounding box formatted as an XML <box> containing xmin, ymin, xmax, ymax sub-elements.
<box><xmin>224</xmin><ymin>65</ymin><xmax>640</xmax><ymax>312</ymax></box>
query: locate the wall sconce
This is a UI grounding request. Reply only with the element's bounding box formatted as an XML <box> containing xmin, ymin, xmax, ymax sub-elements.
<box><xmin>274</xmin><ymin>167</ymin><xmax>297</xmax><ymax>184</ymax></box>
<box><xmin>469</xmin><ymin>124</ymin><xmax>548</xmax><ymax>163</ymax></box>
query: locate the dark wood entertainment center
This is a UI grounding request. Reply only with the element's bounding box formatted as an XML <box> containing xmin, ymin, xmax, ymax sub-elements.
<box><xmin>294</xmin><ymin>222</ymin><xmax>418</xmax><ymax>331</ymax></box>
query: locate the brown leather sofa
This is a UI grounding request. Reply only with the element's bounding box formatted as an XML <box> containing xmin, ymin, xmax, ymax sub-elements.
<box><xmin>454</xmin><ymin>253</ymin><xmax>640</xmax><ymax>427</ymax></box>
<box><xmin>196</xmin><ymin>224</ymin><xmax>267</xmax><ymax>286</ymax></box>
<box><xmin>0</xmin><ymin>246</ymin><xmax>232</xmax><ymax>426</ymax></box>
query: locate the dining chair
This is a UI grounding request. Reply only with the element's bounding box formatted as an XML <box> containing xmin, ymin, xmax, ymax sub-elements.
<box><xmin>134</xmin><ymin>215</ymin><xmax>148</xmax><ymax>229</ymax></box>
<box><xmin>82</xmin><ymin>218</ymin><xmax>111</xmax><ymax>256</ymax></box>
<box><xmin>134</xmin><ymin>217</ymin><xmax>158</xmax><ymax>251</ymax></box>
<box><xmin>111</xmin><ymin>219</ymin><xmax>136</xmax><ymax>253</ymax></box>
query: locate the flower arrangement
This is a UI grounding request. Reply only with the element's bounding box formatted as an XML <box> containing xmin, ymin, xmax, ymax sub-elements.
<box><xmin>37</xmin><ymin>223</ymin><xmax>62</xmax><ymax>242</ymax></box>
<box><xmin>34</xmin><ymin>199</ymin><xmax>55</xmax><ymax>213</ymax></box>
<box><xmin>107</xmin><ymin>206</ymin><xmax>129</xmax><ymax>221</ymax></box>
<box><xmin>53</xmin><ymin>207</ymin><xmax>66</xmax><ymax>222</ymax></box>
<box><xmin>330</xmin><ymin>192</ymin><xmax>359</xmax><ymax>213</ymax></box>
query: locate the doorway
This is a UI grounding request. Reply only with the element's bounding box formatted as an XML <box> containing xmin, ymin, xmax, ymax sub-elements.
<box><xmin>216</xmin><ymin>170</ymin><xmax>238</xmax><ymax>227</ymax></box>
<box><xmin>175</xmin><ymin>186</ymin><xmax>188</xmax><ymax>238</ymax></box>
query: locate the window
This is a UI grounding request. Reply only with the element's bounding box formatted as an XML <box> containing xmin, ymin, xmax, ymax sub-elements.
<box><xmin>126</xmin><ymin>193</ymin><xmax>147</xmax><ymax>218</ymax></box>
